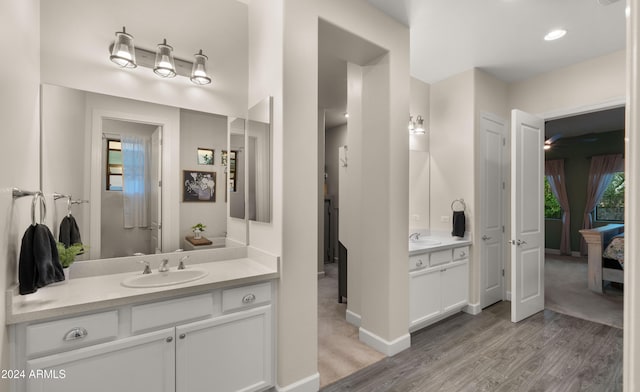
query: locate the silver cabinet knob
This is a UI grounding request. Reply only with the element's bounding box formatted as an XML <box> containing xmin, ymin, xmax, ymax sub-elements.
<box><xmin>166</xmin><ymin>336</ymin><xmax>173</xmax><ymax>343</ymax></box>
<box><xmin>242</xmin><ymin>294</ymin><xmax>256</xmax><ymax>304</ymax></box>
<box><xmin>63</xmin><ymin>327</ymin><xmax>88</xmax><ymax>341</ymax></box>
<box><xmin>460</xmin><ymin>251</ymin><xmax>466</xmax><ymax>257</ymax></box>
<box><xmin>179</xmin><ymin>333</ymin><xmax>186</xmax><ymax>339</ymax></box>
<box><xmin>416</xmin><ymin>259</ymin><xmax>423</xmax><ymax>267</ymax></box>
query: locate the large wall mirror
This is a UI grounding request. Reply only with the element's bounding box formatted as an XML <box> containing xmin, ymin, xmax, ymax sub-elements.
<box><xmin>247</xmin><ymin>97</ymin><xmax>273</xmax><ymax>223</ymax></box>
<box><xmin>41</xmin><ymin>84</ymin><xmax>247</xmax><ymax>260</ymax></box>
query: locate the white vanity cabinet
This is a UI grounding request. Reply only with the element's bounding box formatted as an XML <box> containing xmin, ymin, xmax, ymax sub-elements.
<box><xmin>12</xmin><ymin>281</ymin><xmax>275</xmax><ymax>392</ymax></box>
<box><xmin>409</xmin><ymin>246</ymin><xmax>469</xmax><ymax>331</ymax></box>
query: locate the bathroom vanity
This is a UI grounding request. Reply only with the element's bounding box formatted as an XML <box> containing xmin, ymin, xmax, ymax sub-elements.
<box><xmin>409</xmin><ymin>237</ymin><xmax>471</xmax><ymax>332</ymax></box>
<box><xmin>6</xmin><ymin>248</ymin><xmax>278</xmax><ymax>392</ymax></box>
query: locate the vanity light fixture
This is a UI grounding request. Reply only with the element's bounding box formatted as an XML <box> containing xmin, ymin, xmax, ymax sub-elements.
<box><xmin>154</xmin><ymin>39</ymin><xmax>177</xmax><ymax>78</ymax></box>
<box><xmin>409</xmin><ymin>115</ymin><xmax>426</xmax><ymax>135</ymax></box>
<box><xmin>109</xmin><ymin>27</ymin><xmax>137</xmax><ymax>68</ymax></box>
<box><xmin>190</xmin><ymin>49</ymin><xmax>212</xmax><ymax>85</ymax></box>
<box><xmin>108</xmin><ymin>27</ymin><xmax>212</xmax><ymax>86</ymax></box>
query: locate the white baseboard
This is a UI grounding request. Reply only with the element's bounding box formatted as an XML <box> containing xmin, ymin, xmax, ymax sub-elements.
<box><xmin>358</xmin><ymin>327</ymin><xmax>411</xmax><ymax>357</ymax></box>
<box><xmin>345</xmin><ymin>309</ymin><xmax>361</xmax><ymax>327</ymax></box>
<box><xmin>506</xmin><ymin>291</ymin><xmax>511</xmax><ymax>301</ymax></box>
<box><xmin>463</xmin><ymin>302</ymin><xmax>482</xmax><ymax>315</ymax></box>
<box><xmin>276</xmin><ymin>372</ymin><xmax>320</xmax><ymax>392</ymax></box>
<box><xmin>317</xmin><ymin>271</ymin><xmax>325</xmax><ymax>278</ymax></box>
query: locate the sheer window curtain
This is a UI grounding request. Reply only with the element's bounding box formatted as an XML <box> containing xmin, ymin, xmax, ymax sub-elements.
<box><xmin>545</xmin><ymin>159</ymin><xmax>571</xmax><ymax>255</ymax></box>
<box><xmin>121</xmin><ymin>135</ymin><xmax>150</xmax><ymax>228</ymax></box>
<box><xmin>580</xmin><ymin>153</ymin><xmax>624</xmax><ymax>255</ymax></box>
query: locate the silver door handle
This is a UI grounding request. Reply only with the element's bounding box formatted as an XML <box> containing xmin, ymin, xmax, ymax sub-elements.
<box><xmin>517</xmin><ymin>240</ymin><xmax>527</xmax><ymax>246</ymax></box>
<box><xmin>508</xmin><ymin>239</ymin><xmax>527</xmax><ymax>246</ymax></box>
<box><xmin>482</xmin><ymin>235</ymin><xmax>491</xmax><ymax>241</ymax></box>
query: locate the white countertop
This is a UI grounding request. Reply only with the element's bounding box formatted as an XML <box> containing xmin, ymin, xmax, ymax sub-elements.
<box><xmin>408</xmin><ymin>235</ymin><xmax>472</xmax><ymax>256</ymax></box>
<box><xmin>7</xmin><ymin>256</ymin><xmax>279</xmax><ymax>325</ymax></box>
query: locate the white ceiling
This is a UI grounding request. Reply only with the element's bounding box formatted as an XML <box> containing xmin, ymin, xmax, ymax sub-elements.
<box><xmin>321</xmin><ymin>0</ymin><xmax>627</xmax><ymax>129</ymax></box>
<box><xmin>367</xmin><ymin>0</ymin><xmax>627</xmax><ymax>84</ymax></box>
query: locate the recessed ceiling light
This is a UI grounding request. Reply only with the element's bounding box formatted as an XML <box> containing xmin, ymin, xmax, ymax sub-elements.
<box><xmin>544</xmin><ymin>29</ymin><xmax>567</xmax><ymax>41</ymax></box>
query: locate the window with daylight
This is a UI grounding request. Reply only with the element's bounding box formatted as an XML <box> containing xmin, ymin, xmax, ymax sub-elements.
<box><xmin>544</xmin><ymin>177</ymin><xmax>562</xmax><ymax>219</ymax></box>
<box><xmin>106</xmin><ymin>139</ymin><xmax>123</xmax><ymax>191</ymax></box>
<box><xmin>595</xmin><ymin>172</ymin><xmax>625</xmax><ymax>222</ymax></box>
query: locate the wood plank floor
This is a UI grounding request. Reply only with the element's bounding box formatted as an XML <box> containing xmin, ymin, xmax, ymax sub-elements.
<box><xmin>321</xmin><ymin>302</ymin><xmax>623</xmax><ymax>392</ymax></box>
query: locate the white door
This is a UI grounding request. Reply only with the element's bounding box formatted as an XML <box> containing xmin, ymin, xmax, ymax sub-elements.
<box><xmin>26</xmin><ymin>328</ymin><xmax>175</xmax><ymax>392</ymax></box>
<box><xmin>479</xmin><ymin>113</ymin><xmax>506</xmax><ymax>308</ymax></box>
<box><xmin>510</xmin><ymin>109</ymin><xmax>545</xmax><ymax>323</ymax></box>
<box><xmin>150</xmin><ymin>126</ymin><xmax>162</xmax><ymax>253</ymax></box>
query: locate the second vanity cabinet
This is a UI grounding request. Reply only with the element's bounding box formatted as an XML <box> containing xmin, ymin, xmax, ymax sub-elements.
<box><xmin>409</xmin><ymin>246</ymin><xmax>469</xmax><ymax>332</ymax></box>
<box><xmin>13</xmin><ymin>282</ymin><xmax>274</xmax><ymax>392</ymax></box>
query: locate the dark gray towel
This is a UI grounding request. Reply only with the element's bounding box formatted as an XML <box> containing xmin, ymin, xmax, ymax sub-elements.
<box><xmin>59</xmin><ymin>215</ymin><xmax>82</xmax><ymax>248</ymax></box>
<box><xmin>452</xmin><ymin>211</ymin><xmax>466</xmax><ymax>238</ymax></box>
<box><xmin>19</xmin><ymin>224</ymin><xmax>66</xmax><ymax>295</ymax></box>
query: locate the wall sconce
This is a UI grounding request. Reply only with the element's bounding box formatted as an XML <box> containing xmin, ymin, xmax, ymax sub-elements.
<box><xmin>154</xmin><ymin>39</ymin><xmax>176</xmax><ymax>78</ymax></box>
<box><xmin>409</xmin><ymin>115</ymin><xmax>426</xmax><ymax>135</ymax></box>
<box><xmin>109</xmin><ymin>27</ymin><xmax>212</xmax><ymax>86</ymax></box>
<box><xmin>109</xmin><ymin>27</ymin><xmax>136</xmax><ymax>68</ymax></box>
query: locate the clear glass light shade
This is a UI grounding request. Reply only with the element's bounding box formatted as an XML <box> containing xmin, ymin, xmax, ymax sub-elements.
<box><xmin>110</xmin><ymin>27</ymin><xmax>137</xmax><ymax>68</ymax></box>
<box><xmin>154</xmin><ymin>39</ymin><xmax>176</xmax><ymax>78</ymax></box>
<box><xmin>409</xmin><ymin>115</ymin><xmax>426</xmax><ymax>135</ymax></box>
<box><xmin>190</xmin><ymin>50</ymin><xmax>211</xmax><ymax>85</ymax></box>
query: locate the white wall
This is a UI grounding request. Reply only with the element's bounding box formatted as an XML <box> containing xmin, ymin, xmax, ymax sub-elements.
<box><xmin>0</xmin><ymin>0</ymin><xmax>40</xmax><ymax>382</ymax></box>
<box><xmin>249</xmin><ymin>0</ymin><xmax>410</xmax><ymax>388</ymax></box>
<box><xmin>41</xmin><ymin>85</ymin><xmax>88</xmax><ymax>246</ymax></box>
<box><xmin>429</xmin><ymin>70</ymin><xmax>475</xmax><ymax>234</ymax></box>
<box><xmin>180</xmin><ymin>110</ymin><xmax>229</xmax><ymax>246</ymax></box>
<box><xmin>509</xmin><ymin>50</ymin><xmax>625</xmax><ymax>116</ymax></box>
<box><xmin>409</xmin><ymin>77</ymin><xmax>430</xmax><ymax>232</ymax></box>
<box><xmin>40</xmin><ymin>0</ymin><xmax>248</xmax><ymax>118</ymax></box>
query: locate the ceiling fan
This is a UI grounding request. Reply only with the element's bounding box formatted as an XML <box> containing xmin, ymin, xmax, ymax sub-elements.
<box><xmin>544</xmin><ymin>133</ymin><xmax>599</xmax><ymax>150</ymax></box>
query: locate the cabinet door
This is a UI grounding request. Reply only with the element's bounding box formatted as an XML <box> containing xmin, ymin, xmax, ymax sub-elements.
<box><xmin>176</xmin><ymin>305</ymin><xmax>272</xmax><ymax>392</ymax></box>
<box><xmin>441</xmin><ymin>262</ymin><xmax>469</xmax><ymax>313</ymax></box>
<box><xmin>409</xmin><ymin>268</ymin><xmax>441</xmax><ymax>326</ymax></box>
<box><xmin>26</xmin><ymin>328</ymin><xmax>175</xmax><ymax>392</ymax></box>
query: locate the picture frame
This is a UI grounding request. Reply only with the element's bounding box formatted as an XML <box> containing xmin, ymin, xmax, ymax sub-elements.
<box><xmin>197</xmin><ymin>148</ymin><xmax>214</xmax><ymax>165</ymax></box>
<box><xmin>183</xmin><ymin>170</ymin><xmax>216</xmax><ymax>202</ymax></box>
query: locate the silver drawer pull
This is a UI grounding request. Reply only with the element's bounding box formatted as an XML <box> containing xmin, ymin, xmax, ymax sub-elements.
<box><xmin>459</xmin><ymin>251</ymin><xmax>466</xmax><ymax>257</ymax></box>
<box><xmin>242</xmin><ymin>294</ymin><xmax>256</xmax><ymax>304</ymax></box>
<box><xmin>63</xmin><ymin>327</ymin><xmax>88</xmax><ymax>341</ymax></box>
<box><xmin>416</xmin><ymin>259</ymin><xmax>423</xmax><ymax>267</ymax></box>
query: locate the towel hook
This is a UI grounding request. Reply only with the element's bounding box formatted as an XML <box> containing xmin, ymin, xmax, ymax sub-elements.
<box><xmin>31</xmin><ymin>192</ymin><xmax>46</xmax><ymax>226</ymax></box>
<box><xmin>451</xmin><ymin>198</ymin><xmax>466</xmax><ymax>212</ymax></box>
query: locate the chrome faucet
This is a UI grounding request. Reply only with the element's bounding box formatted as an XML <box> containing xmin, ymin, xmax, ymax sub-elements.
<box><xmin>178</xmin><ymin>255</ymin><xmax>190</xmax><ymax>270</ymax></box>
<box><xmin>409</xmin><ymin>232</ymin><xmax>421</xmax><ymax>241</ymax></box>
<box><xmin>140</xmin><ymin>261</ymin><xmax>152</xmax><ymax>275</ymax></box>
<box><xmin>159</xmin><ymin>259</ymin><xmax>170</xmax><ymax>273</ymax></box>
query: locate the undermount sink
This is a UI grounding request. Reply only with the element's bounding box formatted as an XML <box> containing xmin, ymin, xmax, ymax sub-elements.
<box><xmin>410</xmin><ymin>238</ymin><xmax>441</xmax><ymax>246</ymax></box>
<box><xmin>121</xmin><ymin>269</ymin><xmax>208</xmax><ymax>288</ymax></box>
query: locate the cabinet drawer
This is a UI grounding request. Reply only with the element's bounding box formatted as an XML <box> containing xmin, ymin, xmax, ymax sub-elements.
<box><xmin>409</xmin><ymin>254</ymin><xmax>428</xmax><ymax>270</ymax></box>
<box><xmin>429</xmin><ymin>249</ymin><xmax>452</xmax><ymax>267</ymax></box>
<box><xmin>222</xmin><ymin>282</ymin><xmax>271</xmax><ymax>312</ymax></box>
<box><xmin>453</xmin><ymin>246</ymin><xmax>470</xmax><ymax>261</ymax></box>
<box><xmin>26</xmin><ymin>311</ymin><xmax>118</xmax><ymax>357</ymax></box>
<box><xmin>132</xmin><ymin>293</ymin><xmax>213</xmax><ymax>333</ymax></box>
